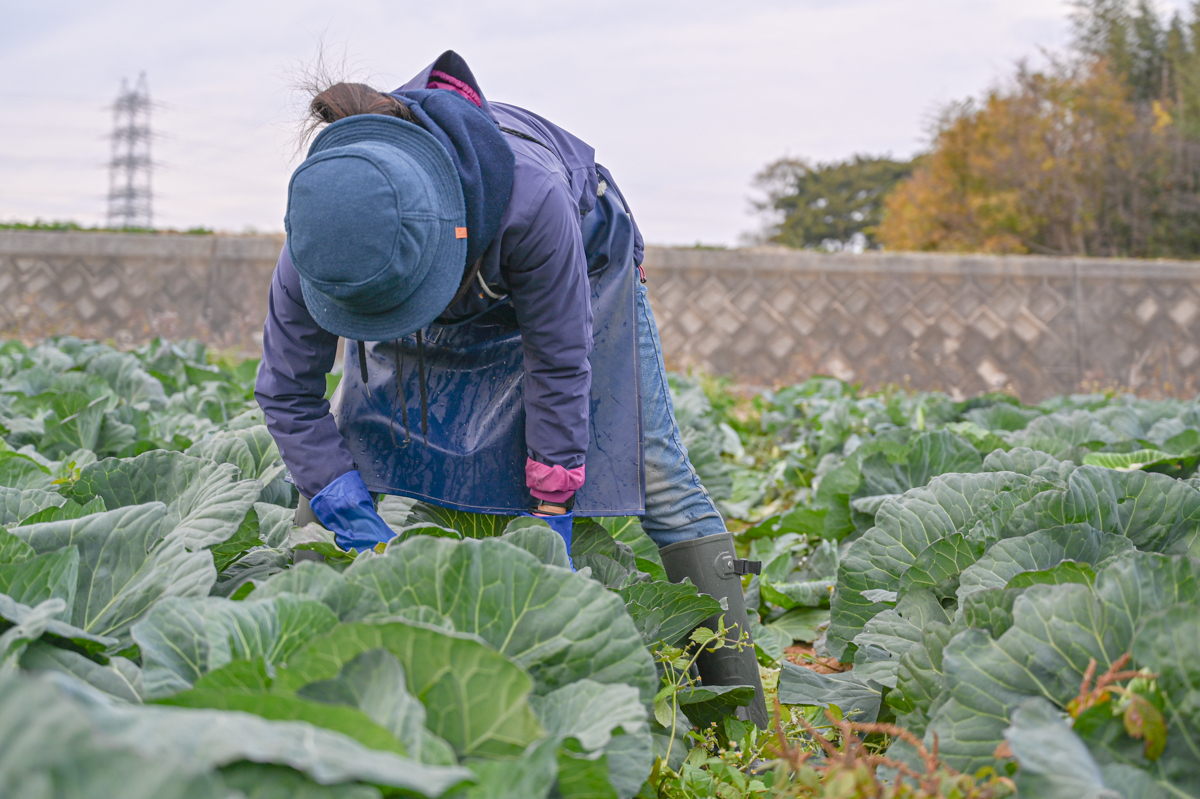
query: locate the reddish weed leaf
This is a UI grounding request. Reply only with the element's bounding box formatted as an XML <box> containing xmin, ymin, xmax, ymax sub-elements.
<box><xmin>1123</xmin><ymin>693</ymin><xmax>1167</xmax><ymax>761</ymax></box>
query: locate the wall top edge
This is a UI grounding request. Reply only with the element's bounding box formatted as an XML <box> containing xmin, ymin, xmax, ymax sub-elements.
<box><xmin>0</xmin><ymin>231</ymin><xmax>286</xmax><ymax>260</ymax></box>
<box><xmin>641</xmin><ymin>246</ymin><xmax>1200</xmax><ymax>279</ymax></box>
<box><xmin>4</xmin><ymin>233</ymin><xmax>1200</xmax><ymax>280</ymax></box>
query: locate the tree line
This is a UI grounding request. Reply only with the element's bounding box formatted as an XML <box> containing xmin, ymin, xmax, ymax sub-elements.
<box><xmin>756</xmin><ymin>0</ymin><xmax>1200</xmax><ymax>259</ymax></box>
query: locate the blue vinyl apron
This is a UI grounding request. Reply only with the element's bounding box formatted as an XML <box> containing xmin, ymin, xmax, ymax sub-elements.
<box><xmin>331</xmin><ymin>186</ymin><xmax>645</xmax><ymax>516</ymax></box>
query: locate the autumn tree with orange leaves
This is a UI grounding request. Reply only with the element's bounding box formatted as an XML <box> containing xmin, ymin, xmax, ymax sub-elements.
<box><xmin>876</xmin><ymin>1</ymin><xmax>1200</xmax><ymax>258</ymax></box>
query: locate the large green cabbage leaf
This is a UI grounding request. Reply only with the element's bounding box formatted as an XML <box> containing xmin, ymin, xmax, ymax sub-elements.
<box><xmin>63</xmin><ymin>450</ymin><xmax>261</xmax><ymax>550</ymax></box>
<box><xmin>336</xmin><ymin>534</ymin><xmax>657</xmax><ymax>701</ymax></box>
<box><xmin>923</xmin><ymin>552</ymin><xmax>1200</xmax><ymax>775</ymax></box>
<box><xmin>91</xmin><ymin>687</ymin><xmax>474</xmax><ymax>794</ymax></box>
<box><xmin>0</xmin><ymin>486</ymin><xmax>65</xmax><ymax>525</ymax></box>
<box><xmin>0</xmin><ymin>671</ymin><xmax>227</xmax><ymax>799</ymax></box>
<box><xmin>12</xmin><ymin>503</ymin><xmax>215</xmax><ymax>649</ymax></box>
<box><xmin>828</xmin><ymin>470</ymin><xmax>1054</xmax><ymax>658</ymax></box>
<box><xmin>273</xmin><ymin>620</ymin><xmax>545</xmax><ymax>760</ymax></box>
<box><xmin>294</xmin><ymin>648</ymin><xmax>457</xmax><ymax>765</ymax></box>
<box><xmin>1002</xmin><ymin>698</ymin><xmax>1129</xmax><ymax>799</ymax></box>
<box><xmin>133</xmin><ymin>593</ymin><xmax>339</xmax><ymax>697</ymax></box>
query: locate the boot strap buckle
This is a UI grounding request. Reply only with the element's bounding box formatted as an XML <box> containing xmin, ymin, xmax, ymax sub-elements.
<box><xmin>714</xmin><ymin>553</ymin><xmax>762</xmax><ymax>577</ymax></box>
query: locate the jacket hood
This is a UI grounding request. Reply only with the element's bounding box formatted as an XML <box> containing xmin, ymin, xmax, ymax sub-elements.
<box><xmin>395</xmin><ymin>50</ymin><xmax>497</xmax><ymax>121</ymax></box>
<box><xmin>390</xmin><ymin>51</ymin><xmax>512</xmax><ymax>273</ymax></box>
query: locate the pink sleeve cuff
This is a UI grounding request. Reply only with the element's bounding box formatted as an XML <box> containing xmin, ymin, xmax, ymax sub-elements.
<box><xmin>525</xmin><ymin>459</ymin><xmax>585</xmax><ymax>503</ymax></box>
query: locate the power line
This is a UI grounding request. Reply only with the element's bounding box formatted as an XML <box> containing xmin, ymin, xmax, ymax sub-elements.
<box><xmin>106</xmin><ymin>72</ymin><xmax>154</xmax><ymax>229</ymax></box>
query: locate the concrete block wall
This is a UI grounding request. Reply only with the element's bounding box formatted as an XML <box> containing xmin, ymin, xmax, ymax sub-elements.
<box><xmin>0</xmin><ymin>231</ymin><xmax>282</xmax><ymax>351</ymax></box>
<box><xmin>643</xmin><ymin>247</ymin><xmax>1200</xmax><ymax>400</ymax></box>
<box><xmin>3</xmin><ymin>230</ymin><xmax>1198</xmax><ymax>401</ymax></box>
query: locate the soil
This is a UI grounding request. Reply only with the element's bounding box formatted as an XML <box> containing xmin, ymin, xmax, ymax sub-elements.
<box><xmin>784</xmin><ymin>643</ymin><xmax>851</xmax><ymax>674</ymax></box>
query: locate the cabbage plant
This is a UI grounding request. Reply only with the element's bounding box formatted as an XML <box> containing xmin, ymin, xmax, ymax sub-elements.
<box><xmin>2</xmin><ymin>337</ymin><xmax>1200</xmax><ymax>798</ymax></box>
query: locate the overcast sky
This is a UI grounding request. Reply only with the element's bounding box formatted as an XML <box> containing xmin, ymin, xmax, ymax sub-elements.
<box><xmin>1</xmin><ymin>0</ymin><xmax>1192</xmax><ymax>245</ymax></box>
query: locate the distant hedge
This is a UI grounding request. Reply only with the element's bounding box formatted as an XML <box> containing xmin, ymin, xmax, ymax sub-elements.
<box><xmin>0</xmin><ymin>221</ymin><xmax>213</xmax><ymax>235</ymax></box>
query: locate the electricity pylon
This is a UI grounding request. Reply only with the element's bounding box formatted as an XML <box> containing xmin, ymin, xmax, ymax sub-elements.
<box><xmin>106</xmin><ymin>73</ymin><xmax>153</xmax><ymax>229</ymax></box>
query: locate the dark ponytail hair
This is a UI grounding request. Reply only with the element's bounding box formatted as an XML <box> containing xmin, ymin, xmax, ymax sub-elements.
<box><xmin>300</xmin><ymin>82</ymin><xmax>416</xmax><ymax>145</ymax></box>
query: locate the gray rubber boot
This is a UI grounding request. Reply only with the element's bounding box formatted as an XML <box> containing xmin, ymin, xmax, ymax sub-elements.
<box><xmin>292</xmin><ymin>495</ymin><xmax>326</xmax><ymax>563</ymax></box>
<box><xmin>658</xmin><ymin>532</ymin><xmax>769</xmax><ymax>729</ymax></box>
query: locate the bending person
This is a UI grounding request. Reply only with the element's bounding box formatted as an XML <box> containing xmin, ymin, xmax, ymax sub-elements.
<box><xmin>255</xmin><ymin>51</ymin><xmax>766</xmax><ymax>727</ymax></box>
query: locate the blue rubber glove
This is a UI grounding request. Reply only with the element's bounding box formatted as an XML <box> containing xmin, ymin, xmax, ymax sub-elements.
<box><xmin>522</xmin><ymin>510</ymin><xmax>575</xmax><ymax>570</ymax></box>
<box><xmin>309</xmin><ymin>470</ymin><xmax>394</xmax><ymax>553</ymax></box>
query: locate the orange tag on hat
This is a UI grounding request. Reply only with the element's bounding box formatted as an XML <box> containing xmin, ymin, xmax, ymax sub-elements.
<box><xmin>455</xmin><ymin>227</ymin><xmax>468</xmax><ymax>239</ymax></box>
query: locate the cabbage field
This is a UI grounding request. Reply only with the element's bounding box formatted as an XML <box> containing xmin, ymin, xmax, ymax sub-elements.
<box><xmin>1</xmin><ymin>336</ymin><xmax>1198</xmax><ymax>798</ymax></box>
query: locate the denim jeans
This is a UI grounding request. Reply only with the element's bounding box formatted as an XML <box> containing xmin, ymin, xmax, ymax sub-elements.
<box><xmin>636</xmin><ymin>281</ymin><xmax>728</xmax><ymax>547</ymax></box>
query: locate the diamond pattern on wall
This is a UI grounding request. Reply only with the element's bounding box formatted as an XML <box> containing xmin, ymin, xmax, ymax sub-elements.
<box><xmin>643</xmin><ymin>248</ymin><xmax>1200</xmax><ymax>401</ymax></box>
<box><xmin>0</xmin><ymin>232</ymin><xmax>283</xmax><ymax>354</ymax></box>
<box><xmin>3</xmin><ymin>235</ymin><xmax>1200</xmax><ymax>401</ymax></box>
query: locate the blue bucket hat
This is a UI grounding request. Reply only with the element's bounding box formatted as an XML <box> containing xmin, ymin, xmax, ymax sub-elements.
<box><xmin>285</xmin><ymin>114</ymin><xmax>467</xmax><ymax>341</ymax></box>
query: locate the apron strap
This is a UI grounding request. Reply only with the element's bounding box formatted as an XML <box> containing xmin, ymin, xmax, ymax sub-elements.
<box><xmin>415</xmin><ymin>331</ymin><xmax>430</xmax><ymax>444</ymax></box>
<box><xmin>357</xmin><ymin>342</ymin><xmax>370</xmax><ymax>397</ymax></box>
<box><xmin>391</xmin><ymin>343</ymin><xmax>410</xmax><ymax>447</ymax></box>
<box><xmin>449</xmin><ymin>257</ymin><xmax>484</xmax><ymax>307</ymax></box>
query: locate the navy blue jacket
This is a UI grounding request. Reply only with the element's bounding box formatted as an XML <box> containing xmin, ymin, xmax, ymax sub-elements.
<box><xmin>255</xmin><ymin>54</ymin><xmax>644</xmax><ymax>500</ymax></box>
